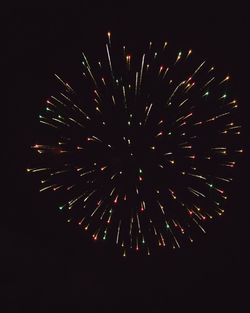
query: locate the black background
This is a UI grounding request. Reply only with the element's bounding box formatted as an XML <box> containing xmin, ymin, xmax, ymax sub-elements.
<box><xmin>5</xmin><ymin>3</ymin><xmax>250</xmax><ymax>312</ymax></box>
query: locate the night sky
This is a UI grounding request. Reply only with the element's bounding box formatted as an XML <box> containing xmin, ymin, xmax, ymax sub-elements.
<box><xmin>5</xmin><ymin>3</ymin><xmax>250</xmax><ymax>312</ymax></box>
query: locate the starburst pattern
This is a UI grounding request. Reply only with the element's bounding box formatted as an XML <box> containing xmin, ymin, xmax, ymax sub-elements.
<box><xmin>28</xmin><ymin>32</ymin><xmax>242</xmax><ymax>256</ymax></box>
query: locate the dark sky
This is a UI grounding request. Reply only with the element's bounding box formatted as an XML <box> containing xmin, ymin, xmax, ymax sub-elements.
<box><xmin>5</xmin><ymin>3</ymin><xmax>250</xmax><ymax>312</ymax></box>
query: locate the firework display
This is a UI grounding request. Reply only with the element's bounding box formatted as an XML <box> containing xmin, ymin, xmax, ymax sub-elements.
<box><xmin>28</xmin><ymin>32</ymin><xmax>242</xmax><ymax>256</ymax></box>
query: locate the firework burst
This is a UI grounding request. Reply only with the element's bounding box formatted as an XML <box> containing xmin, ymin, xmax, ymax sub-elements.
<box><xmin>28</xmin><ymin>32</ymin><xmax>242</xmax><ymax>256</ymax></box>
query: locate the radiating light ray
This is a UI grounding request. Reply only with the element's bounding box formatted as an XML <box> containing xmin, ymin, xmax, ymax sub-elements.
<box><xmin>188</xmin><ymin>187</ymin><xmax>205</xmax><ymax>198</ymax></box>
<box><xmin>116</xmin><ymin>220</ymin><xmax>121</xmax><ymax>244</ymax></box>
<box><xmin>40</xmin><ymin>120</ymin><xmax>58</xmax><ymax>129</ymax></box>
<box><xmin>144</xmin><ymin>103</ymin><xmax>153</xmax><ymax>124</ymax></box>
<box><xmin>40</xmin><ymin>184</ymin><xmax>56</xmax><ymax>192</ymax></box>
<box><xmin>106</xmin><ymin>44</ymin><xmax>114</xmax><ymax>80</ymax></box>
<box><xmin>82</xmin><ymin>52</ymin><xmax>97</xmax><ymax>86</ymax></box>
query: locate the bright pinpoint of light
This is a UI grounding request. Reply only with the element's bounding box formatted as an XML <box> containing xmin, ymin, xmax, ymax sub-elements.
<box><xmin>107</xmin><ymin>32</ymin><xmax>111</xmax><ymax>44</ymax></box>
